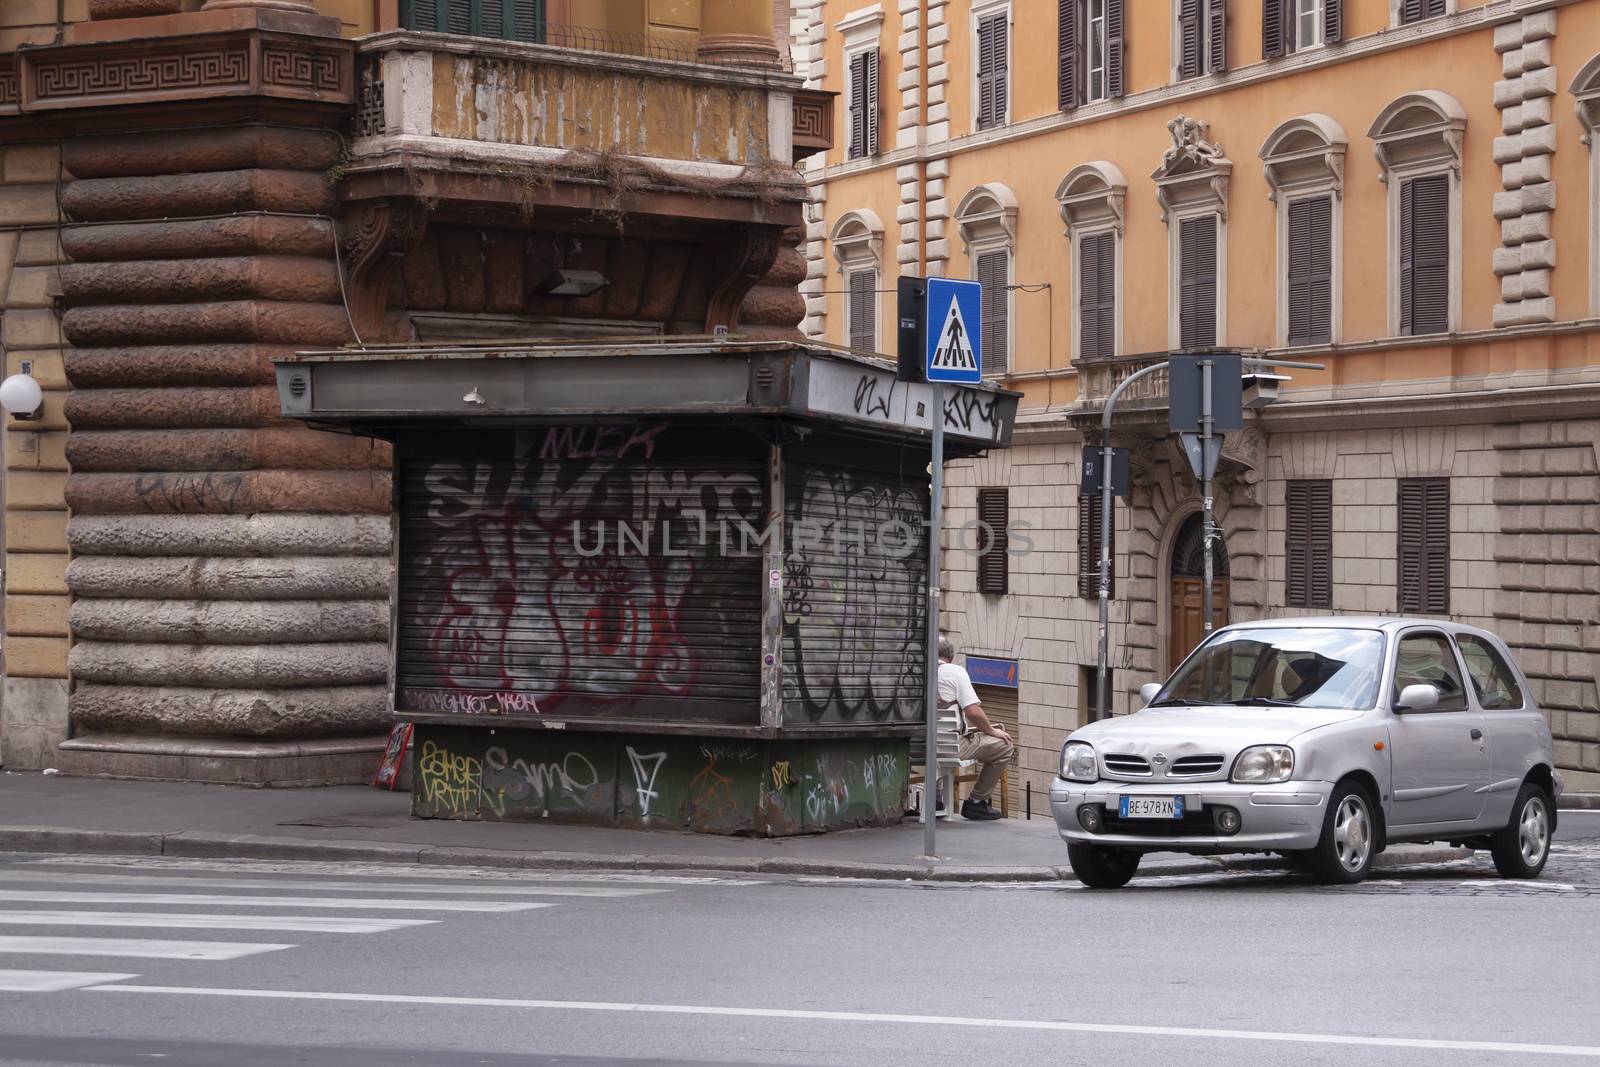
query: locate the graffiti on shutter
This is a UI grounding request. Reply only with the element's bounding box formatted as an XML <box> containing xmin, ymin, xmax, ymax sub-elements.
<box><xmin>782</xmin><ymin>445</ymin><xmax>928</xmax><ymax>725</ymax></box>
<box><xmin>397</xmin><ymin>427</ymin><xmax>764</xmax><ymax>725</ymax></box>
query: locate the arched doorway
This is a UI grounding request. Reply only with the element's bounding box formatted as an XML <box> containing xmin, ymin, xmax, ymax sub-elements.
<box><xmin>1170</xmin><ymin>512</ymin><xmax>1229</xmax><ymax>668</ymax></box>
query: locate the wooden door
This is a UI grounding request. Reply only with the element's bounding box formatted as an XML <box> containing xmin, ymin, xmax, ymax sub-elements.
<box><xmin>1170</xmin><ymin>577</ymin><xmax>1230</xmax><ymax>670</ymax></box>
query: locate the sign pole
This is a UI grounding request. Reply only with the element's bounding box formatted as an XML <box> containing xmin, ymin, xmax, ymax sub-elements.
<box><xmin>1095</xmin><ymin>433</ymin><xmax>1113</xmax><ymax>722</ymax></box>
<box><xmin>924</xmin><ymin>381</ymin><xmax>944</xmax><ymax>858</ymax></box>
<box><xmin>1200</xmin><ymin>358</ymin><xmax>1215</xmax><ymax>636</ymax></box>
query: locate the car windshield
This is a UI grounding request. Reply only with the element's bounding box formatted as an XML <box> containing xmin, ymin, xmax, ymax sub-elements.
<box><xmin>1153</xmin><ymin>627</ymin><xmax>1386</xmax><ymax>710</ymax></box>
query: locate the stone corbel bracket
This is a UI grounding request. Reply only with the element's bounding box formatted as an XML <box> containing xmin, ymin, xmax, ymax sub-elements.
<box><xmin>704</xmin><ymin>227</ymin><xmax>783</xmax><ymax>333</ymax></box>
<box><xmin>342</xmin><ymin>199</ymin><xmax>428</xmax><ymax>340</ymax></box>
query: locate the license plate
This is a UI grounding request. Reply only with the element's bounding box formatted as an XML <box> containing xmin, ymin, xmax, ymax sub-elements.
<box><xmin>1119</xmin><ymin>796</ymin><xmax>1184</xmax><ymax>819</ymax></box>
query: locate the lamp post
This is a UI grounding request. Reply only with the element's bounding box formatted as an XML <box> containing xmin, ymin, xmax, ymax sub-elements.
<box><xmin>1094</xmin><ymin>355</ymin><xmax>1323</xmax><ymax>722</ymax></box>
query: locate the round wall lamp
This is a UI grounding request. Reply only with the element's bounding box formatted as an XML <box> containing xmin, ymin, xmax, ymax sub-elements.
<box><xmin>0</xmin><ymin>371</ymin><xmax>44</xmax><ymax>422</ymax></box>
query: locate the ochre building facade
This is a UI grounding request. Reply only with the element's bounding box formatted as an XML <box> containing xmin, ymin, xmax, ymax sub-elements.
<box><xmin>799</xmin><ymin>0</ymin><xmax>1600</xmax><ymax>805</ymax></box>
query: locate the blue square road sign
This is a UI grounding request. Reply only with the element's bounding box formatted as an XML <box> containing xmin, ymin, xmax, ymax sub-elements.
<box><xmin>925</xmin><ymin>277</ymin><xmax>983</xmax><ymax>384</ymax></box>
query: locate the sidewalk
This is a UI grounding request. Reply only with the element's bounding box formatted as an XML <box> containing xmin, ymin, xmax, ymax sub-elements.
<box><xmin>0</xmin><ymin>770</ymin><xmax>1493</xmax><ymax>881</ymax></box>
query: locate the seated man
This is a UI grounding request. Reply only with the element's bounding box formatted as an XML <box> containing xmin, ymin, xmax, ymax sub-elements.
<box><xmin>938</xmin><ymin>636</ymin><xmax>1014</xmax><ymax>822</ymax></box>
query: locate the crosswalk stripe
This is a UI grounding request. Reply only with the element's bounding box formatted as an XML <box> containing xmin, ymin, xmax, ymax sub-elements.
<box><xmin>0</xmin><ymin>936</ymin><xmax>294</xmax><ymax>961</ymax></box>
<box><xmin>0</xmin><ymin>871</ymin><xmax>664</xmax><ymax>898</ymax></box>
<box><xmin>0</xmin><ymin>912</ymin><xmax>438</xmax><ymax>934</ymax></box>
<box><xmin>0</xmin><ymin>891</ymin><xmax>554</xmax><ymax>913</ymax></box>
<box><xmin>25</xmin><ymin>857</ymin><xmax>756</xmax><ymax>886</ymax></box>
<box><xmin>0</xmin><ymin>969</ymin><xmax>138</xmax><ymax>992</ymax></box>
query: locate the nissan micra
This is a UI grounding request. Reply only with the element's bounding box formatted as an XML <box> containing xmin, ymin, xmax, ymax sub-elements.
<box><xmin>1052</xmin><ymin>618</ymin><xmax>1562</xmax><ymax>888</ymax></box>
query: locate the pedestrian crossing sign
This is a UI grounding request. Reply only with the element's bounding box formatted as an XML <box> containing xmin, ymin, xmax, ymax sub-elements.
<box><xmin>924</xmin><ymin>277</ymin><xmax>983</xmax><ymax>384</ymax></box>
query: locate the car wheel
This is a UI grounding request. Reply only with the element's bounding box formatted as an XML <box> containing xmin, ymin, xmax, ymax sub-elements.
<box><xmin>1307</xmin><ymin>781</ymin><xmax>1376</xmax><ymax>886</ymax></box>
<box><xmin>1489</xmin><ymin>783</ymin><xmax>1551</xmax><ymax>880</ymax></box>
<box><xmin>1066</xmin><ymin>843</ymin><xmax>1141</xmax><ymax>889</ymax></box>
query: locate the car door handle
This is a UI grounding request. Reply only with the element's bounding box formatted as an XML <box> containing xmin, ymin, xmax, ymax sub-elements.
<box><xmin>1470</xmin><ymin>729</ymin><xmax>1483</xmax><ymax>740</ymax></box>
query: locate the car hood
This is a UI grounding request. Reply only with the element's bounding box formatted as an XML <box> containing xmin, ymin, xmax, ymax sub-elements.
<box><xmin>1072</xmin><ymin>704</ymin><xmax>1365</xmax><ymax>755</ymax></box>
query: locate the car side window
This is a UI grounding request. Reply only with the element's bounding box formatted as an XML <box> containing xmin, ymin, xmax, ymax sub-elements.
<box><xmin>1455</xmin><ymin>635</ymin><xmax>1527</xmax><ymax>711</ymax></box>
<box><xmin>1392</xmin><ymin>632</ymin><xmax>1469</xmax><ymax>712</ymax></box>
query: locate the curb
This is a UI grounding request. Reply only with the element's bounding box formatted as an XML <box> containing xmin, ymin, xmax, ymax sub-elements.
<box><xmin>1558</xmin><ymin>793</ymin><xmax>1600</xmax><ymax>811</ymax></box>
<box><xmin>0</xmin><ymin>826</ymin><xmax>1472</xmax><ymax>883</ymax></box>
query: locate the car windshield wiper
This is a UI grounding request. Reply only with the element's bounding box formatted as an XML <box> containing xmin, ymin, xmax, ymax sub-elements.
<box><xmin>1147</xmin><ymin>698</ymin><xmax>1209</xmax><ymax>707</ymax></box>
<box><xmin>1225</xmin><ymin>697</ymin><xmax>1303</xmax><ymax>707</ymax></box>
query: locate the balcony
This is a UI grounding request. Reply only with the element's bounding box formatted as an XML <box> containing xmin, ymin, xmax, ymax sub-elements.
<box><xmin>344</xmin><ymin>29</ymin><xmax>811</xmax><ymax>225</ymax></box>
<box><xmin>1071</xmin><ymin>351</ymin><xmax>1172</xmax><ymax>432</ymax></box>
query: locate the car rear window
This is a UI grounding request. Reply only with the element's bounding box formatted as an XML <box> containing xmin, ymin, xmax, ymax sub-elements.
<box><xmin>1456</xmin><ymin>634</ymin><xmax>1527</xmax><ymax>711</ymax></box>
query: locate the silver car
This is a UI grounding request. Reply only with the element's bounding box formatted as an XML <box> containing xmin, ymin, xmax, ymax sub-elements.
<box><xmin>1051</xmin><ymin>618</ymin><xmax>1563</xmax><ymax>888</ymax></box>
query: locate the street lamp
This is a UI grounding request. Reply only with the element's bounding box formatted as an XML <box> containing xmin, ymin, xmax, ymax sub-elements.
<box><xmin>0</xmin><ymin>370</ymin><xmax>43</xmax><ymax>421</ymax></box>
<box><xmin>1093</xmin><ymin>355</ymin><xmax>1324</xmax><ymax>722</ymax></box>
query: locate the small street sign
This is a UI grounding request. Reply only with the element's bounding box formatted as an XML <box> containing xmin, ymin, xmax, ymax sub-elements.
<box><xmin>896</xmin><ymin>276</ymin><xmax>927</xmax><ymax>383</ymax></box>
<box><xmin>1179</xmin><ymin>432</ymin><xmax>1223</xmax><ymax>481</ymax></box>
<box><xmin>1169</xmin><ymin>351</ymin><xmax>1244</xmax><ymax>433</ymax></box>
<box><xmin>925</xmin><ymin>277</ymin><xmax>982</xmax><ymax>384</ymax></box>
<box><xmin>1082</xmin><ymin>447</ymin><xmax>1131</xmax><ymax>497</ymax></box>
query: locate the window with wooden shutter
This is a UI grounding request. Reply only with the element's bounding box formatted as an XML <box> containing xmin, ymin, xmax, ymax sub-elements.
<box><xmin>1262</xmin><ymin>0</ymin><xmax>1288</xmax><ymax>57</ymax></box>
<box><xmin>1105</xmin><ymin>0</ymin><xmax>1125</xmax><ymax>98</ymax></box>
<box><xmin>1078</xmin><ymin>492</ymin><xmax>1114</xmax><ymax>599</ymax></box>
<box><xmin>847</xmin><ymin>269</ymin><xmax>877</xmax><ymax>352</ymax></box>
<box><xmin>976</xmin><ymin>250</ymin><xmax>1009</xmax><ymax>375</ymax></box>
<box><xmin>1078</xmin><ymin>231</ymin><xmax>1116</xmax><ymax>359</ymax></box>
<box><xmin>1178</xmin><ymin>214</ymin><xmax>1219</xmax><ymax>348</ymax></box>
<box><xmin>402</xmin><ymin>0</ymin><xmax>544</xmax><ymax>40</ymax></box>
<box><xmin>847</xmin><ymin>50</ymin><xmax>881</xmax><ymax>159</ymax></box>
<box><xmin>1323</xmin><ymin>0</ymin><xmax>1342</xmax><ymax>42</ymax></box>
<box><xmin>1286</xmin><ymin>195</ymin><xmax>1332</xmax><ymax>345</ymax></box>
<box><xmin>1059</xmin><ymin>0</ymin><xmax>1080</xmax><ymax>109</ymax></box>
<box><xmin>1400</xmin><ymin>0</ymin><xmax>1446</xmax><ymax>24</ymax></box>
<box><xmin>976</xmin><ymin>12</ymin><xmax>1009</xmax><ymax>130</ymax></box>
<box><xmin>1400</xmin><ymin>174</ymin><xmax>1449</xmax><ymax>336</ymax></box>
<box><xmin>977</xmin><ymin>487</ymin><xmax>1009</xmax><ymax>595</ymax></box>
<box><xmin>1398</xmin><ymin>478</ymin><xmax>1450</xmax><ymax>614</ymax></box>
<box><xmin>1285</xmin><ymin>480</ymin><xmax>1332</xmax><ymax>608</ymax></box>
<box><xmin>1180</xmin><ymin>0</ymin><xmax>1227</xmax><ymax>78</ymax></box>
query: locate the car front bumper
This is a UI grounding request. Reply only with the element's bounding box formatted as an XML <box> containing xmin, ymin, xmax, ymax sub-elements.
<box><xmin>1049</xmin><ymin>777</ymin><xmax>1335</xmax><ymax>853</ymax></box>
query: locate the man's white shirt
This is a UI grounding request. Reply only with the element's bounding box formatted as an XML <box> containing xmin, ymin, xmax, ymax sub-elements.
<box><xmin>937</xmin><ymin>661</ymin><xmax>980</xmax><ymax>733</ymax></box>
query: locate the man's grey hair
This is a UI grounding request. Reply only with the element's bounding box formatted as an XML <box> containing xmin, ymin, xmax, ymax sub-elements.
<box><xmin>938</xmin><ymin>635</ymin><xmax>956</xmax><ymax>662</ymax></box>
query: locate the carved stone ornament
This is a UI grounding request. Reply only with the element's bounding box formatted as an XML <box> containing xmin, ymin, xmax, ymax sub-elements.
<box><xmin>1220</xmin><ymin>425</ymin><xmax>1265</xmax><ymax>475</ymax></box>
<box><xmin>704</xmin><ymin>227</ymin><xmax>783</xmax><ymax>333</ymax></box>
<box><xmin>342</xmin><ymin>200</ymin><xmax>428</xmax><ymax>340</ymax></box>
<box><xmin>1152</xmin><ymin>115</ymin><xmax>1232</xmax><ymax>224</ymax></box>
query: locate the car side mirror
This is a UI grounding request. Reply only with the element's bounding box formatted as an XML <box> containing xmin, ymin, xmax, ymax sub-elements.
<box><xmin>1395</xmin><ymin>683</ymin><xmax>1440</xmax><ymax>712</ymax></box>
<box><xmin>1139</xmin><ymin>683</ymin><xmax>1163</xmax><ymax>706</ymax></box>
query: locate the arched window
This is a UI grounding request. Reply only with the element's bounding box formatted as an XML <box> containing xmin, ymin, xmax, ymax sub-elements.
<box><xmin>1368</xmin><ymin>91</ymin><xmax>1465</xmax><ymax>336</ymax></box>
<box><xmin>955</xmin><ymin>183</ymin><xmax>1018</xmax><ymax>376</ymax></box>
<box><xmin>1260</xmin><ymin>114</ymin><xmax>1348</xmax><ymax>346</ymax></box>
<box><xmin>1056</xmin><ymin>163</ymin><xmax>1126</xmax><ymax>361</ymax></box>
<box><xmin>1574</xmin><ymin>53</ymin><xmax>1600</xmax><ymax>317</ymax></box>
<box><xmin>830</xmin><ymin>210</ymin><xmax>885</xmax><ymax>353</ymax></box>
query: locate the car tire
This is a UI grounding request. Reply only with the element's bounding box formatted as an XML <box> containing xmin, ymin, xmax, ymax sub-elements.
<box><xmin>1066</xmin><ymin>843</ymin><xmax>1141</xmax><ymax>889</ymax></box>
<box><xmin>1307</xmin><ymin>781</ymin><xmax>1376</xmax><ymax>886</ymax></box>
<box><xmin>1489</xmin><ymin>783</ymin><xmax>1552</xmax><ymax>880</ymax></box>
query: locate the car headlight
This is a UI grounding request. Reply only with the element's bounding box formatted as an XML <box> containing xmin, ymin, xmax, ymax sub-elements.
<box><xmin>1230</xmin><ymin>745</ymin><xmax>1295</xmax><ymax>784</ymax></box>
<box><xmin>1061</xmin><ymin>741</ymin><xmax>1097</xmax><ymax>782</ymax></box>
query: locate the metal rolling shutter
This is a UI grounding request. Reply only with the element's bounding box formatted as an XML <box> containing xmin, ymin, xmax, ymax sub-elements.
<box><xmin>782</xmin><ymin>447</ymin><xmax>928</xmax><ymax>725</ymax></box>
<box><xmin>397</xmin><ymin>430</ymin><xmax>765</xmax><ymax>725</ymax></box>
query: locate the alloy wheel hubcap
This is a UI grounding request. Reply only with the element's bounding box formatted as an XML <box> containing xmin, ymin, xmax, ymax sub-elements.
<box><xmin>1518</xmin><ymin>796</ymin><xmax>1549</xmax><ymax>867</ymax></box>
<box><xmin>1332</xmin><ymin>795</ymin><xmax>1371</xmax><ymax>872</ymax></box>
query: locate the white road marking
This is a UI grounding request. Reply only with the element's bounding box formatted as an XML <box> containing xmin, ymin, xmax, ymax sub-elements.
<box><xmin>0</xmin><ymin>891</ymin><xmax>553</xmax><ymax>913</ymax></box>
<box><xmin>0</xmin><ymin>936</ymin><xmax>293</xmax><ymax>960</ymax></box>
<box><xmin>23</xmin><ymin>856</ymin><xmax>756</xmax><ymax>886</ymax></box>
<box><xmin>0</xmin><ymin>912</ymin><xmax>437</xmax><ymax>934</ymax></box>
<box><xmin>0</xmin><ymin>969</ymin><xmax>137</xmax><ymax>992</ymax></box>
<box><xmin>0</xmin><ymin>871</ymin><xmax>664</xmax><ymax>898</ymax></box>
<box><xmin>1458</xmin><ymin>880</ymin><xmax>1576</xmax><ymax>891</ymax></box>
<box><xmin>82</xmin><ymin>985</ymin><xmax>1600</xmax><ymax>1058</ymax></box>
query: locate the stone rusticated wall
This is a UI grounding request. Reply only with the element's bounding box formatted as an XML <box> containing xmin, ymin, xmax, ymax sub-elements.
<box><xmin>1492</xmin><ymin>9</ymin><xmax>1559</xmax><ymax>327</ymax></box>
<box><xmin>57</xmin><ymin>124</ymin><xmax>393</xmax><ymax>746</ymax></box>
<box><xmin>0</xmin><ymin>139</ymin><xmax>73</xmax><ymax>769</ymax></box>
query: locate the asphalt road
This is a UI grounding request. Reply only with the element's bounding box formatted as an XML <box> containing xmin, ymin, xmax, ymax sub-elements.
<box><xmin>1</xmin><ymin>809</ymin><xmax>1597</xmax><ymax>1067</ymax></box>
